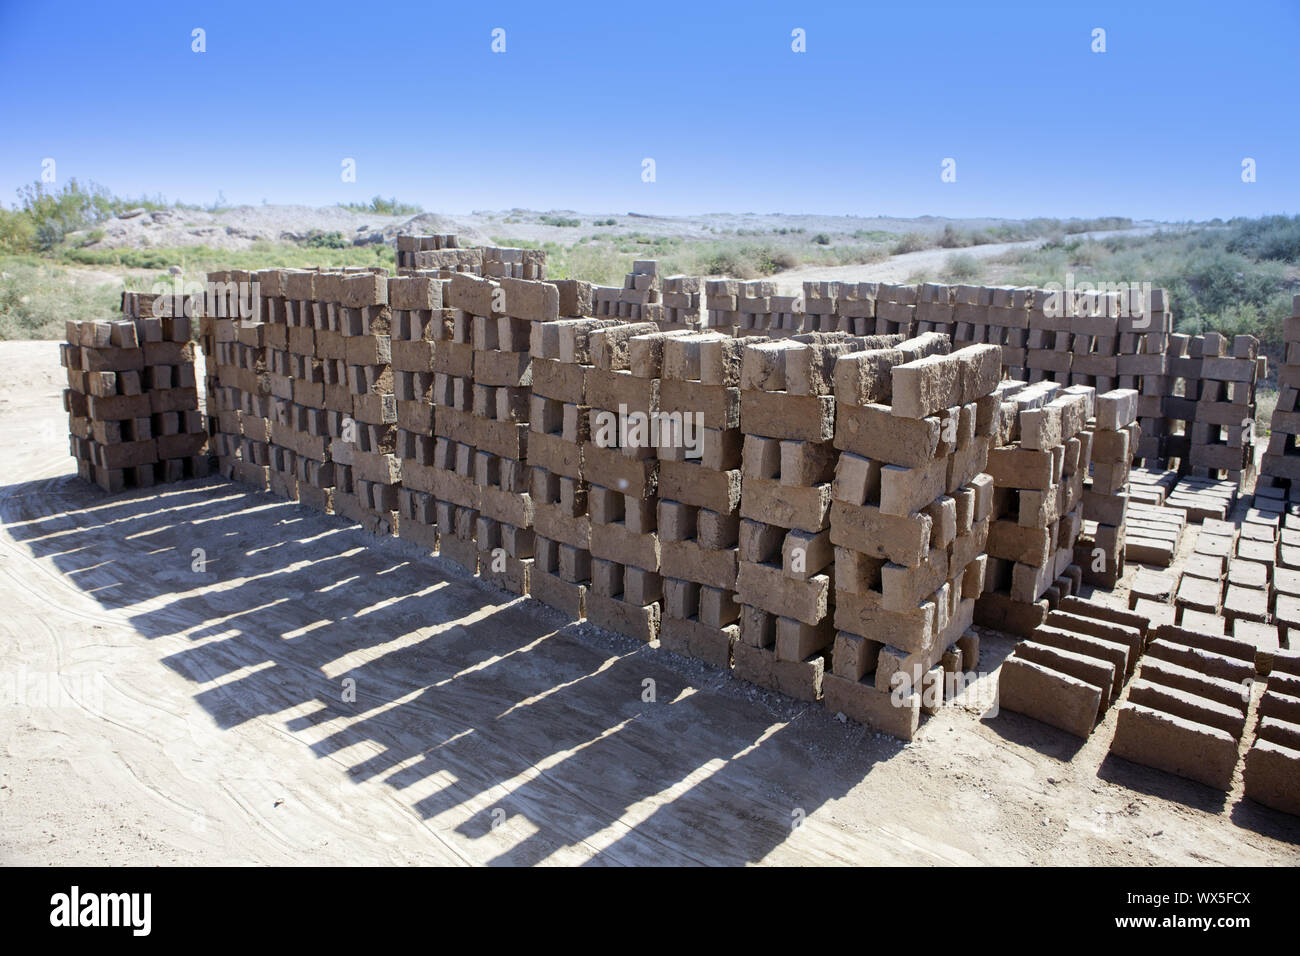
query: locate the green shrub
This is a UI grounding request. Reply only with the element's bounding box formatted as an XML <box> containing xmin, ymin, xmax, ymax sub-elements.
<box><xmin>942</xmin><ymin>253</ymin><xmax>983</xmax><ymax>281</ymax></box>
<box><xmin>337</xmin><ymin>196</ymin><xmax>422</xmax><ymax>216</ymax></box>
<box><xmin>0</xmin><ymin>260</ymin><xmax>123</xmax><ymax>338</ymax></box>
<box><xmin>811</xmin><ymin>233</ymin><xmax>831</xmax><ymax>245</ymax></box>
<box><xmin>0</xmin><ymin>208</ymin><xmax>36</xmax><ymax>254</ymax></box>
<box><xmin>936</xmin><ymin>225</ymin><xmax>969</xmax><ymax>249</ymax></box>
<box><xmin>891</xmin><ymin>232</ymin><xmax>928</xmax><ymax>254</ymax></box>
<box><xmin>305</xmin><ymin>230</ymin><xmax>350</xmax><ymax>249</ymax></box>
<box><xmin>540</xmin><ymin>215</ymin><xmax>581</xmax><ymax>228</ymax></box>
<box><xmin>1225</xmin><ymin>215</ymin><xmax>1300</xmax><ymax>263</ymax></box>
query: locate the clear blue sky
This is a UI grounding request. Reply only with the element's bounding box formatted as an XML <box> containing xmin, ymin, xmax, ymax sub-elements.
<box><xmin>1</xmin><ymin>0</ymin><xmax>1296</xmax><ymax>220</ymax></box>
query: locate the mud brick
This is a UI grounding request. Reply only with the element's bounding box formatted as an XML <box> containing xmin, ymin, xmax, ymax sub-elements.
<box><xmin>774</xmin><ymin>617</ymin><xmax>835</xmax><ymax>662</ymax></box>
<box><xmin>1145</xmin><ymin>635</ymin><xmax>1254</xmax><ymax>685</ymax></box>
<box><xmin>834</xmin><ymin>402</ymin><xmax>942</xmax><ymax>468</ymax></box>
<box><xmin>974</xmin><ymin>589</ymin><xmax>1048</xmax><ymax>636</ymax></box>
<box><xmin>879</xmin><ymin>458</ymin><xmax>948</xmax><ymax>516</ymax></box>
<box><xmin>665</xmin><ymin>538</ymin><xmax>738</xmax><ymax>590</ymax></box>
<box><xmin>1016</xmin><ymin>641</ymin><xmax>1116</xmax><ymax>710</ymax></box>
<box><xmin>985</xmin><ymin>446</ymin><xmax>1060</xmax><ymax>490</ymax></box>
<box><xmin>1223</xmin><ymin>585</ymin><xmax>1269</xmax><ymax>625</ymax></box>
<box><xmin>998</xmin><ymin>656</ymin><xmax>1101</xmax><ymax>737</ymax></box>
<box><xmin>822</xmin><ymin>674</ymin><xmax>921</xmax><ymax>740</ymax></box>
<box><xmin>1129</xmin><ymin>569</ymin><xmax>1177</xmax><ymax>608</ymax></box>
<box><xmin>740</xmin><ymin>390</ymin><xmax>834</xmax><ymax>442</ymax></box>
<box><xmin>834</xmin><ymin>506</ymin><xmax>933</xmax><ymax>580</ymax></box>
<box><xmin>1243</xmin><ymin>739</ymin><xmax>1300</xmax><ymax>816</ymax></box>
<box><xmin>1031</xmin><ymin>624</ymin><xmax>1130</xmax><ymax>688</ymax></box>
<box><xmin>831</xmin><ymin>631</ymin><xmax>883</xmax><ymax>681</ymax></box>
<box><xmin>834</xmin><ymin>587</ymin><xmax>937</xmax><ymax>653</ymax></box>
<box><xmin>93</xmin><ymin>439</ymin><xmax>158</xmax><ymax>470</ymax></box>
<box><xmin>740</xmin><ymin>477</ymin><xmax>831</xmax><ymax>533</ymax></box>
<box><xmin>735</xmin><ymin>562</ymin><xmax>830</xmax><ymax>626</ymax></box>
<box><xmin>586</xmin><ymin>589</ymin><xmax>660</xmax><ymax>642</ymax></box>
<box><xmin>1110</xmin><ymin>703</ymin><xmax>1240</xmax><ymax>791</ymax></box>
<box><xmin>1229</xmin><ymin>620</ymin><xmax>1278</xmax><ymax>674</ymax></box>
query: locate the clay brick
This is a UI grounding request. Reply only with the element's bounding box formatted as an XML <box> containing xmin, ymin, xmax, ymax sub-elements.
<box><xmin>1110</xmin><ymin>702</ymin><xmax>1240</xmax><ymax>791</ymax></box>
<box><xmin>998</xmin><ymin>656</ymin><xmax>1101</xmax><ymax>738</ymax></box>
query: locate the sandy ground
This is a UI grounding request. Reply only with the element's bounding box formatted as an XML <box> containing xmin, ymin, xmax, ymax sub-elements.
<box><xmin>80</xmin><ymin>203</ymin><xmax>1162</xmax><ymax>255</ymax></box>
<box><xmin>1</xmin><ymin>340</ymin><xmax>1297</xmax><ymax>866</ymax></box>
<box><xmin>770</xmin><ymin>228</ymin><xmax>1161</xmax><ymax>292</ymax></box>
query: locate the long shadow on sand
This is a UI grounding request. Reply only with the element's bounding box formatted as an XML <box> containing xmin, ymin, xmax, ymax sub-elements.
<box><xmin>1</xmin><ymin>472</ymin><xmax>916</xmax><ymax>864</ymax></box>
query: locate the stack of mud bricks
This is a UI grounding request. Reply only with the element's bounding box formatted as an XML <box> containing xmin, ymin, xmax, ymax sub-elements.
<box><xmin>390</xmin><ymin>275</ymin><xmax>449</xmax><ymax>553</ymax></box>
<box><xmin>1271</xmin><ymin>503</ymin><xmax>1300</xmax><ymax>654</ymax></box>
<box><xmin>997</xmin><ymin>596</ymin><xmax>1148</xmax><ymax>738</ymax></box>
<box><xmin>975</xmin><ymin>381</ymin><xmax>1096</xmax><ymax>636</ymax></box>
<box><xmin>406</xmin><ymin>238</ymin><xmax>483</xmax><ymax>278</ymax></box>
<box><xmin>914</xmin><ymin>283</ymin><xmax>956</xmax><ymax>339</ymax></box>
<box><xmin>329</xmin><ymin>270</ymin><xmax>400</xmax><ymax>535</ymax></box>
<box><xmin>284</xmin><ymin>269</ymin><xmax>346</xmax><ymax>512</ymax></box>
<box><xmin>704</xmin><ymin>280</ymin><xmax>741</xmax><ymax>333</ymax></box>
<box><xmin>258</xmin><ymin>268</ymin><xmax>305</xmax><ymax>503</ymax></box>
<box><xmin>1119</xmin><ymin>289</ymin><xmax>1175</xmax><ymax>467</ymax></box>
<box><xmin>120</xmin><ymin>291</ymin><xmax>207</xmax><ymax>482</ymax></box>
<box><xmin>1110</xmin><ymin>624</ymin><xmax>1257</xmax><ymax>792</ymax></box>
<box><xmin>1242</xmin><ymin>651</ymin><xmax>1300</xmax><ymax>816</ymax></box>
<box><xmin>64</xmin><ymin>297</ymin><xmax>204</xmax><ymax>492</ymax></box>
<box><xmin>1077</xmin><ymin>389</ymin><xmax>1139</xmax><ymax>586</ymax></box>
<box><xmin>210</xmin><ymin>271</ymin><xmax>273</xmax><ymax>489</ymax></box>
<box><xmin>527</xmin><ymin>305</ymin><xmax>613</xmax><ymax>619</ymax></box>
<box><xmin>1023</xmin><ymin>290</ymin><xmax>1074</xmax><ymax>385</ymax></box>
<box><xmin>1066</xmin><ymin>290</ymin><xmax>1123</xmax><ymax>395</ymax></box>
<box><xmin>64</xmin><ymin>318</ymin><xmax>155</xmax><ymax>491</ymax></box>
<box><xmin>594</xmin><ymin>260</ymin><xmax>660</xmax><ymax>321</ymax></box>
<box><xmin>801</xmin><ymin>282</ymin><xmax>841</xmax><ymax>334</ymax></box>
<box><xmin>825</xmin><ymin>282</ymin><xmax>877</xmax><ymax>336</ymax></box>
<box><xmin>395</xmin><ymin>234</ymin><xmax>462</xmax><ymax>274</ymax></box>
<box><xmin>733</xmin><ymin>335</ymin><xmax>856</xmax><ymax>702</ymax></box>
<box><xmin>482</xmin><ymin>246</ymin><xmax>546</xmax><ymax>281</ymax></box>
<box><xmin>469</xmin><ymin>274</ymin><xmax>555</xmax><ymax>594</ymax></box>
<box><xmin>202</xmin><ymin>272</ymin><xmax>250</xmax><ymax>483</ymax></box>
<box><xmin>580</xmin><ymin>322</ymin><xmax>674</xmax><ymax>641</ymax></box>
<box><xmin>659</xmin><ymin>276</ymin><xmax>702</xmax><ymax>331</ymax></box>
<box><xmin>986</xmin><ymin>288</ymin><xmax>1032</xmax><ymax>381</ymax></box>
<box><xmin>952</xmin><ymin>287</ymin><xmax>1035</xmax><ymax>386</ymax></box>
<box><xmin>654</xmin><ymin>331</ymin><xmax>746</xmax><ymax>667</ymax></box>
<box><xmin>1186</xmin><ymin>333</ymin><xmax>1261</xmax><ymax>489</ymax></box>
<box><xmin>429</xmin><ymin>276</ymin><xmax>485</xmax><ymax>573</ymax></box>
<box><xmin>824</xmin><ymin>335</ymin><xmax>1001</xmax><ymax>738</ymax></box>
<box><xmin>872</xmin><ymin>283</ymin><xmax>917</xmax><ymax>337</ymax></box>
<box><xmin>275</xmin><ymin>268</ymin><xmax>377</xmax><ymax>515</ymax></box>
<box><xmin>950</xmin><ymin>285</ymin><xmax>991</xmax><ymax>348</ymax></box>
<box><xmin>1259</xmin><ymin>296</ymin><xmax>1300</xmax><ymax>496</ymax></box>
<box><xmin>738</xmin><ymin>281</ymin><xmax>808</xmax><ymax>337</ymax></box>
<box><xmin>734</xmin><ymin>281</ymin><xmax>777</xmax><ymax>336</ymax></box>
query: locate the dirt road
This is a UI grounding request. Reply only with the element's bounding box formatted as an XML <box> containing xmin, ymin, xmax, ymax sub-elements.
<box><xmin>1</xmin><ymin>341</ymin><xmax>1296</xmax><ymax>865</ymax></box>
<box><xmin>771</xmin><ymin>228</ymin><xmax>1160</xmax><ymax>293</ymax></box>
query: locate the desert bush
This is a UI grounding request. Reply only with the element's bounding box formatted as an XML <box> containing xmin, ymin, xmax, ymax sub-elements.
<box><xmin>1225</xmin><ymin>215</ymin><xmax>1300</xmax><ymax>263</ymax></box>
<box><xmin>305</xmin><ymin>230</ymin><xmax>350</xmax><ymax>249</ymax></box>
<box><xmin>0</xmin><ymin>208</ymin><xmax>36</xmax><ymax>254</ymax></box>
<box><xmin>936</xmin><ymin>225</ymin><xmax>970</xmax><ymax>249</ymax></box>
<box><xmin>891</xmin><ymin>232</ymin><xmax>928</xmax><ymax>255</ymax></box>
<box><xmin>942</xmin><ymin>253</ymin><xmax>983</xmax><ymax>281</ymax></box>
<box><xmin>337</xmin><ymin>196</ymin><xmax>422</xmax><ymax>216</ymax></box>
<box><xmin>0</xmin><ymin>260</ymin><xmax>123</xmax><ymax>338</ymax></box>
